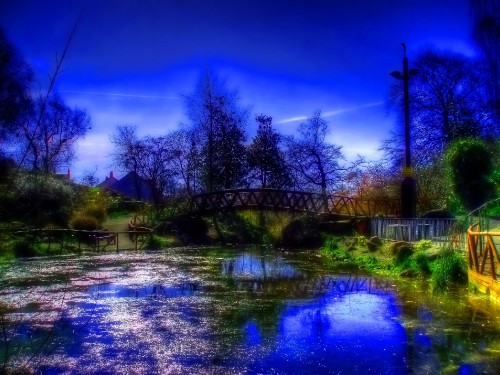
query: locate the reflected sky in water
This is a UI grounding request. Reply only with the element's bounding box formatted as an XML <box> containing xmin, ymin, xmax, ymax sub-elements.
<box><xmin>0</xmin><ymin>248</ymin><xmax>498</xmax><ymax>374</ymax></box>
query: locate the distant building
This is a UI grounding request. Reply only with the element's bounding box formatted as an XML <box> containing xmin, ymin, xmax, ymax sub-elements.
<box><xmin>97</xmin><ymin>171</ymin><xmax>155</xmax><ymax>202</ymax></box>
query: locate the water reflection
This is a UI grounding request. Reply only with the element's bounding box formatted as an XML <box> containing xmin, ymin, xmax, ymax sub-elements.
<box><xmin>0</xmin><ymin>248</ymin><xmax>498</xmax><ymax>374</ymax></box>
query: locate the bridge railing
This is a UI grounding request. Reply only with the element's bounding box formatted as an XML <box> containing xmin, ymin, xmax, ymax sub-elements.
<box><xmin>467</xmin><ymin>222</ymin><xmax>500</xmax><ymax>301</ymax></box>
<box><xmin>190</xmin><ymin>188</ymin><xmax>399</xmax><ymax>217</ymax></box>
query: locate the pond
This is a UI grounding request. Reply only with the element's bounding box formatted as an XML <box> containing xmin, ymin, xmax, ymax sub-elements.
<box><xmin>0</xmin><ymin>247</ymin><xmax>499</xmax><ymax>374</ymax></box>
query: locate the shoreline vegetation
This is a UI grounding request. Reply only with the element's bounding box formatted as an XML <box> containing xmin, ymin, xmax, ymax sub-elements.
<box><xmin>1</xmin><ymin>202</ymin><xmax>468</xmax><ymax>293</ymax></box>
<box><xmin>320</xmin><ymin>235</ymin><xmax>468</xmax><ymax>292</ymax></box>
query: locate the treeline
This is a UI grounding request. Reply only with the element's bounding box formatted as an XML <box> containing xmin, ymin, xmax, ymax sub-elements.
<box><xmin>110</xmin><ymin>70</ymin><xmax>360</xmax><ymax>205</ymax></box>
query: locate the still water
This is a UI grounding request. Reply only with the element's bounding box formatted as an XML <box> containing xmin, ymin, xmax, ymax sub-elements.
<box><xmin>0</xmin><ymin>247</ymin><xmax>499</xmax><ymax>374</ymax></box>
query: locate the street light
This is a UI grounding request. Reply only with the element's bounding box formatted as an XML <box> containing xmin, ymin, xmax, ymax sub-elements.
<box><xmin>391</xmin><ymin>43</ymin><xmax>417</xmax><ymax>218</ymax></box>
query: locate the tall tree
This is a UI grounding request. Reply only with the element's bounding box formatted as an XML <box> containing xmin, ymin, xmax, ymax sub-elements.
<box><xmin>385</xmin><ymin>48</ymin><xmax>491</xmax><ymax>168</ymax></box>
<box><xmin>247</xmin><ymin>114</ymin><xmax>291</xmax><ymax>188</ymax></box>
<box><xmin>286</xmin><ymin>110</ymin><xmax>345</xmax><ymax>195</ymax></box>
<box><xmin>166</xmin><ymin>128</ymin><xmax>201</xmax><ymax>196</ymax></box>
<box><xmin>138</xmin><ymin>136</ymin><xmax>177</xmax><ymax>204</ymax></box>
<box><xmin>17</xmin><ymin>94</ymin><xmax>90</xmax><ymax>173</ymax></box>
<box><xmin>471</xmin><ymin>0</ymin><xmax>500</xmax><ymax>122</ymax></box>
<box><xmin>110</xmin><ymin>125</ymin><xmax>146</xmax><ymax>200</ymax></box>
<box><xmin>184</xmin><ymin>69</ymin><xmax>248</xmax><ymax>191</ymax></box>
<box><xmin>0</xmin><ymin>27</ymin><xmax>33</xmax><ymax>146</ymax></box>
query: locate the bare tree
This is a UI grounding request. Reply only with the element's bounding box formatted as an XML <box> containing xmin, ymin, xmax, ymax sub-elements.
<box><xmin>17</xmin><ymin>94</ymin><xmax>90</xmax><ymax>173</ymax></box>
<box><xmin>166</xmin><ymin>129</ymin><xmax>201</xmax><ymax>196</ymax></box>
<box><xmin>110</xmin><ymin>125</ymin><xmax>147</xmax><ymax>201</ymax></box>
<box><xmin>286</xmin><ymin>110</ymin><xmax>346</xmax><ymax>195</ymax></box>
<box><xmin>384</xmin><ymin>48</ymin><xmax>491</xmax><ymax>169</ymax></box>
<box><xmin>471</xmin><ymin>0</ymin><xmax>500</xmax><ymax>122</ymax></box>
<box><xmin>0</xmin><ymin>27</ymin><xmax>33</xmax><ymax>145</ymax></box>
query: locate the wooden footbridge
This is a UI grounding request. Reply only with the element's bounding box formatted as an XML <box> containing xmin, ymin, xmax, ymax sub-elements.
<box><xmin>190</xmin><ymin>188</ymin><xmax>399</xmax><ymax>217</ymax></box>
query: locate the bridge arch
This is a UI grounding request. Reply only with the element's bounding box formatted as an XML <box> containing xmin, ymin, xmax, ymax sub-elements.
<box><xmin>190</xmin><ymin>188</ymin><xmax>399</xmax><ymax>218</ymax></box>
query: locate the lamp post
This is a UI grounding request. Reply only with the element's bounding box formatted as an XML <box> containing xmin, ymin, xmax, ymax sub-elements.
<box><xmin>391</xmin><ymin>43</ymin><xmax>417</xmax><ymax>218</ymax></box>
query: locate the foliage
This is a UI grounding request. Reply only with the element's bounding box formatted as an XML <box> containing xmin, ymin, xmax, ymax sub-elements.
<box><xmin>0</xmin><ymin>172</ymin><xmax>77</xmax><ymax>228</ymax></box>
<box><xmin>414</xmin><ymin>239</ymin><xmax>432</xmax><ymax>252</ymax></box>
<box><xmin>430</xmin><ymin>245</ymin><xmax>467</xmax><ymax>292</ymax></box>
<box><xmin>247</xmin><ymin>115</ymin><xmax>291</xmax><ymax>189</ymax></box>
<box><xmin>70</xmin><ymin>215</ymin><xmax>98</xmax><ymax>231</ymax></box>
<box><xmin>445</xmin><ymin>138</ymin><xmax>496</xmax><ymax>211</ymax></box>
<box><xmin>73</xmin><ymin>187</ymin><xmax>108</xmax><ymax>226</ymax></box>
<box><xmin>320</xmin><ymin>236</ymin><xmax>353</xmax><ymax>262</ymax></box>
<box><xmin>144</xmin><ymin>234</ymin><xmax>172</xmax><ymax>249</ymax></box>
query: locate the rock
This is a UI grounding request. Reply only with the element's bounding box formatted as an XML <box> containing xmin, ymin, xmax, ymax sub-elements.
<box><xmin>399</xmin><ymin>269</ymin><xmax>418</xmax><ymax>277</ymax></box>
<box><xmin>391</xmin><ymin>242</ymin><xmax>414</xmax><ymax>265</ymax></box>
<box><xmin>366</xmin><ymin>236</ymin><xmax>383</xmax><ymax>252</ymax></box>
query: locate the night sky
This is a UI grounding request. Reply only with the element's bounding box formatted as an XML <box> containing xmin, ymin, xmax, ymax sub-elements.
<box><xmin>0</xmin><ymin>0</ymin><xmax>475</xmax><ymax>181</ymax></box>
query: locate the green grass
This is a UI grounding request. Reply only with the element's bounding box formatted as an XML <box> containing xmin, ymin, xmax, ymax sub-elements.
<box><xmin>430</xmin><ymin>245</ymin><xmax>468</xmax><ymax>292</ymax></box>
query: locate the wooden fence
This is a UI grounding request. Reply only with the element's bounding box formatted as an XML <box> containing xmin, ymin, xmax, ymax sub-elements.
<box><xmin>370</xmin><ymin>218</ymin><xmax>458</xmax><ymax>242</ymax></box>
<box><xmin>8</xmin><ymin>225</ymin><xmax>153</xmax><ymax>253</ymax></box>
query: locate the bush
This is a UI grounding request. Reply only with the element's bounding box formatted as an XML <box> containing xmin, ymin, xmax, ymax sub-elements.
<box><xmin>410</xmin><ymin>251</ymin><xmax>432</xmax><ymax>276</ymax></box>
<box><xmin>431</xmin><ymin>245</ymin><xmax>467</xmax><ymax>291</ymax></box>
<box><xmin>321</xmin><ymin>236</ymin><xmax>353</xmax><ymax>262</ymax></box>
<box><xmin>12</xmin><ymin>238</ymin><xmax>38</xmax><ymax>257</ymax></box>
<box><xmin>70</xmin><ymin>216</ymin><xmax>98</xmax><ymax>231</ymax></box>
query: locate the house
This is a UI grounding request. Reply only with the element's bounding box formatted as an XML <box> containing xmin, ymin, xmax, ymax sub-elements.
<box><xmin>97</xmin><ymin>171</ymin><xmax>155</xmax><ymax>203</ymax></box>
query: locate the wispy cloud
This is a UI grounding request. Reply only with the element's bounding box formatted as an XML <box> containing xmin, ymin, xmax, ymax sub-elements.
<box><xmin>275</xmin><ymin>101</ymin><xmax>384</xmax><ymax>124</ymax></box>
<box><xmin>60</xmin><ymin>90</ymin><xmax>179</xmax><ymax>100</ymax></box>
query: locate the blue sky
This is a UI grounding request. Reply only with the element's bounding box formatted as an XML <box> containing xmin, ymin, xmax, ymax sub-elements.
<box><xmin>0</xmin><ymin>0</ymin><xmax>476</xmax><ymax>181</ymax></box>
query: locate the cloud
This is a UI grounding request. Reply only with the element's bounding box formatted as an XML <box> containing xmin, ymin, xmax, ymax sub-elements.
<box><xmin>275</xmin><ymin>101</ymin><xmax>384</xmax><ymax>125</ymax></box>
<box><xmin>60</xmin><ymin>90</ymin><xmax>180</xmax><ymax>101</ymax></box>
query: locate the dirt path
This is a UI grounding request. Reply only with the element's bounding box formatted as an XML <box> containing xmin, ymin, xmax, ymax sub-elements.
<box><xmin>103</xmin><ymin>216</ymin><xmax>136</xmax><ymax>250</ymax></box>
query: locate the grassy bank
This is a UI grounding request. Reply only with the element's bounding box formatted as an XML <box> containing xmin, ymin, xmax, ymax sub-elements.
<box><xmin>320</xmin><ymin>235</ymin><xmax>468</xmax><ymax>292</ymax></box>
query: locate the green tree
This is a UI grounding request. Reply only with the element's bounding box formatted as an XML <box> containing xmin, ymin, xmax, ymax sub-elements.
<box><xmin>445</xmin><ymin>138</ymin><xmax>496</xmax><ymax>211</ymax></box>
<box><xmin>247</xmin><ymin>115</ymin><xmax>291</xmax><ymax>188</ymax></box>
<box><xmin>184</xmin><ymin>69</ymin><xmax>248</xmax><ymax>191</ymax></box>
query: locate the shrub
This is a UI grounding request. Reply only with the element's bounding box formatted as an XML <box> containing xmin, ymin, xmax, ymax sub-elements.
<box><xmin>145</xmin><ymin>235</ymin><xmax>169</xmax><ymax>249</ymax></box>
<box><xmin>70</xmin><ymin>215</ymin><xmax>98</xmax><ymax>231</ymax></box>
<box><xmin>431</xmin><ymin>245</ymin><xmax>467</xmax><ymax>291</ymax></box>
<box><xmin>83</xmin><ymin>204</ymin><xmax>107</xmax><ymax>225</ymax></box>
<box><xmin>410</xmin><ymin>251</ymin><xmax>432</xmax><ymax>276</ymax></box>
<box><xmin>321</xmin><ymin>236</ymin><xmax>353</xmax><ymax>262</ymax></box>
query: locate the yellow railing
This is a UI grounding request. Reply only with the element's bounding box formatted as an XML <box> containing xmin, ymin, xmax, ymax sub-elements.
<box><xmin>467</xmin><ymin>223</ymin><xmax>500</xmax><ymax>301</ymax></box>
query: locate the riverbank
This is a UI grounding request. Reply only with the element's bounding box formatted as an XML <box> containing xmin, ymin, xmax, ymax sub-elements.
<box><xmin>320</xmin><ymin>235</ymin><xmax>468</xmax><ymax>292</ymax></box>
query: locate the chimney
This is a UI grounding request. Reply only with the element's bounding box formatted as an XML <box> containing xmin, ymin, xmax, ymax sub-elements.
<box><xmin>110</xmin><ymin>171</ymin><xmax>114</xmax><ymax>179</ymax></box>
<box><xmin>67</xmin><ymin>168</ymin><xmax>71</xmax><ymax>179</ymax></box>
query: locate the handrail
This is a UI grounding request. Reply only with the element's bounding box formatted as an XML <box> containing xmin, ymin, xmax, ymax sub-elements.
<box><xmin>467</xmin><ymin>222</ymin><xmax>499</xmax><ymax>282</ymax></box>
